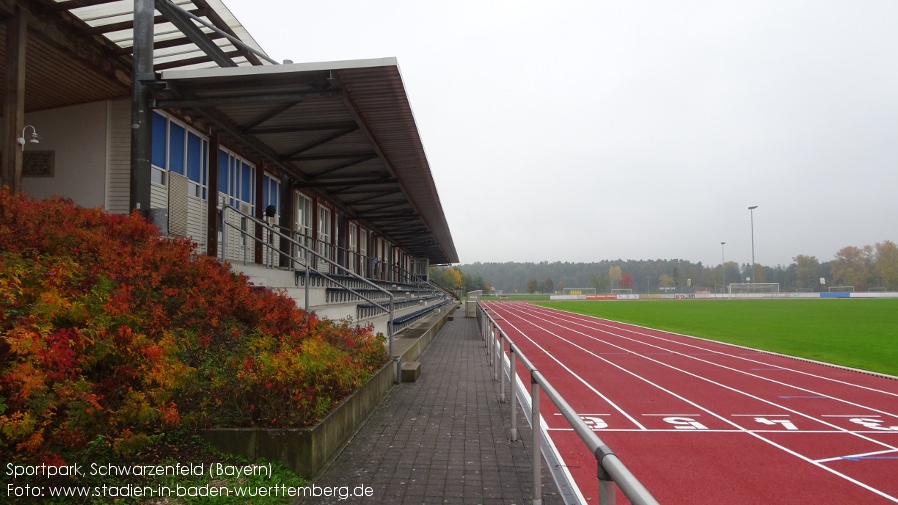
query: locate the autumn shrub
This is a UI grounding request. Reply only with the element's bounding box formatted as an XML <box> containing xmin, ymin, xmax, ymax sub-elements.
<box><xmin>0</xmin><ymin>188</ymin><xmax>388</xmax><ymax>465</ymax></box>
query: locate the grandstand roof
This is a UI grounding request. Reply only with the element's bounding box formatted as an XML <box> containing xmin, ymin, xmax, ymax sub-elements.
<box><xmin>0</xmin><ymin>0</ymin><xmax>457</xmax><ymax>264</ymax></box>
<box><xmin>157</xmin><ymin>59</ymin><xmax>458</xmax><ymax>264</ymax></box>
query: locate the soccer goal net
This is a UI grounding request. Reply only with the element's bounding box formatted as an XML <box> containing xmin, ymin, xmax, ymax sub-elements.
<box><xmin>563</xmin><ymin>287</ymin><xmax>597</xmax><ymax>295</ymax></box>
<box><xmin>611</xmin><ymin>288</ymin><xmax>633</xmax><ymax>294</ymax></box>
<box><xmin>728</xmin><ymin>283</ymin><xmax>779</xmax><ymax>294</ymax></box>
<box><xmin>828</xmin><ymin>286</ymin><xmax>855</xmax><ymax>293</ymax></box>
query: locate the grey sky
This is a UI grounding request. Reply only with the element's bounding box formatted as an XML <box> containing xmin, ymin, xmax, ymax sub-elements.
<box><xmin>223</xmin><ymin>0</ymin><xmax>898</xmax><ymax>267</ymax></box>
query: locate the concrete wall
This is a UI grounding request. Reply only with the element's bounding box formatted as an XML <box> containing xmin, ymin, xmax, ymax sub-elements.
<box><xmin>201</xmin><ymin>307</ymin><xmax>456</xmax><ymax>478</ymax></box>
<box><xmin>399</xmin><ymin>304</ymin><xmax>456</xmax><ymax>362</ymax></box>
<box><xmin>201</xmin><ymin>359</ymin><xmax>396</xmax><ymax>478</ymax></box>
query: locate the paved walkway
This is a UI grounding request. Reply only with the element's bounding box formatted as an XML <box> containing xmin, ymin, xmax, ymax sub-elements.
<box><xmin>299</xmin><ymin>315</ymin><xmax>564</xmax><ymax>504</ymax></box>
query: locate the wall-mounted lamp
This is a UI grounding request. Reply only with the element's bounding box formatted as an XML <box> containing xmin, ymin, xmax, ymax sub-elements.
<box><xmin>17</xmin><ymin>125</ymin><xmax>40</xmax><ymax>151</ymax></box>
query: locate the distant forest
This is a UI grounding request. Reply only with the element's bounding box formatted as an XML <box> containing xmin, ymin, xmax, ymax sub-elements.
<box><xmin>429</xmin><ymin>240</ymin><xmax>898</xmax><ymax>295</ymax></box>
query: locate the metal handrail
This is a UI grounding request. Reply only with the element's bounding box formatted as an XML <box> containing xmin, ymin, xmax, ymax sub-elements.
<box><xmin>219</xmin><ymin>205</ymin><xmax>403</xmax><ymax>383</ymax></box>
<box><xmin>477</xmin><ymin>302</ymin><xmax>659</xmax><ymax>505</ymax></box>
<box><xmin>429</xmin><ymin>280</ymin><xmax>460</xmax><ymax>300</ymax></box>
<box><xmin>283</xmin><ymin>228</ymin><xmax>425</xmax><ymax>285</ymax></box>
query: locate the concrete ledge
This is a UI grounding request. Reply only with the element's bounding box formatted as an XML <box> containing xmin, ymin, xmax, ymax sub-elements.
<box><xmin>201</xmin><ymin>360</ymin><xmax>395</xmax><ymax>478</ymax></box>
<box><xmin>401</xmin><ymin>361</ymin><xmax>421</xmax><ymax>382</ymax></box>
<box><xmin>199</xmin><ymin>306</ymin><xmax>457</xmax><ymax>478</ymax></box>
<box><xmin>395</xmin><ymin>303</ymin><xmax>457</xmax><ymax>363</ymax></box>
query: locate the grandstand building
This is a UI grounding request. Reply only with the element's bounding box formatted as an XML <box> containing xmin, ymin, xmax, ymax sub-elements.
<box><xmin>0</xmin><ymin>0</ymin><xmax>458</xmax><ymax>333</ymax></box>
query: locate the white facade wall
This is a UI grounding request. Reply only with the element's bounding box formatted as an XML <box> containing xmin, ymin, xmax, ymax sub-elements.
<box><xmin>17</xmin><ymin>100</ymin><xmax>212</xmax><ymax>255</ymax></box>
<box><xmin>21</xmin><ymin>101</ymin><xmax>109</xmax><ymax>208</ymax></box>
<box><xmin>106</xmin><ymin>99</ymin><xmax>131</xmax><ymax>214</ymax></box>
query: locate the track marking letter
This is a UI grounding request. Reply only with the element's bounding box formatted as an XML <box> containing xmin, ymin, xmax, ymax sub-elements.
<box><xmin>580</xmin><ymin>416</ymin><xmax>609</xmax><ymax>430</ymax></box>
<box><xmin>755</xmin><ymin>417</ymin><xmax>798</xmax><ymax>430</ymax></box>
<box><xmin>850</xmin><ymin>418</ymin><xmax>898</xmax><ymax>431</ymax></box>
<box><xmin>663</xmin><ymin>417</ymin><xmax>708</xmax><ymax>430</ymax></box>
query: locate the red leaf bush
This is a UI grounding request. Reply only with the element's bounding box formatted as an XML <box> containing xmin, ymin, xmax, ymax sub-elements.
<box><xmin>0</xmin><ymin>188</ymin><xmax>388</xmax><ymax>464</ymax></box>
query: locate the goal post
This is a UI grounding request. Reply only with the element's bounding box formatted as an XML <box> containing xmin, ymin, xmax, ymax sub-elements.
<box><xmin>728</xmin><ymin>283</ymin><xmax>779</xmax><ymax>294</ymax></box>
<box><xmin>827</xmin><ymin>286</ymin><xmax>855</xmax><ymax>293</ymax></box>
<box><xmin>611</xmin><ymin>288</ymin><xmax>633</xmax><ymax>294</ymax></box>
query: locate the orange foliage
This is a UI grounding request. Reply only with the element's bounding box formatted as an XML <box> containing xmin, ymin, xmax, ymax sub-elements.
<box><xmin>0</xmin><ymin>188</ymin><xmax>387</xmax><ymax>464</ymax></box>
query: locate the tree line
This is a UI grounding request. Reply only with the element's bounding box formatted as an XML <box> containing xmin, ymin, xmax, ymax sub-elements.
<box><xmin>429</xmin><ymin>240</ymin><xmax>898</xmax><ymax>294</ymax></box>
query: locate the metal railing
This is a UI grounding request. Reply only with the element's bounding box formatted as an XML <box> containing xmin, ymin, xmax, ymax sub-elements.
<box><xmin>283</xmin><ymin>230</ymin><xmax>429</xmax><ymax>286</ymax></box>
<box><xmin>220</xmin><ymin>205</ymin><xmax>405</xmax><ymax>383</ymax></box>
<box><xmin>477</xmin><ymin>303</ymin><xmax>659</xmax><ymax>505</ymax></box>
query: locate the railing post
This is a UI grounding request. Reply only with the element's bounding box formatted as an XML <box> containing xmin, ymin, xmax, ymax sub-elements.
<box><xmin>242</xmin><ymin>222</ymin><xmax>248</xmax><ymax>265</ymax></box>
<box><xmin>478</xmin><ymin>306</ymin><xmax>659</xmax><ymax>505</ymax></box>
<box><xmin>389</xmin><ymin>299</ymin><xmax>399</xmax><ymax>384</ymax></box>
<box><xmin>489</xmin><ymin>323</ymin><xmax>495</xmax><ymax>365</ymax></box>
<box><xmin>531</xmin><ymin>372</ymin><xmax>542</xmax><ymax>505</ymax></box>
<box><xmin>304</xmin><ymin>266</ymin><xmax>310</xmax><ymax>312</ymax></box>
<box><xmin>494</xmin><ymin>329</ymin><xmax>501</xmax><ymax>382</ymax></box>
<box><xmin>600</xmin><ymin>480</ymin><xmax>617</xmax><ymax>505</ymax></box>
<box><xmin>499</xmin><ymin>333</ymin><xmax>506</xmax><ymax>403</ymax></box>
<box><xmin>597</xmin><ymin>444</ymin><xmax>617</xmax><ymax>505</ymax></box>
<box><xmin>510</xmin><ymin>348</ymin><xmax>518</xmax><ymax>441</ymax></box>
<box><xmin>220</xmin><ymin>208</ymin><xmax>227</xmax><ymax>263</ymax></box>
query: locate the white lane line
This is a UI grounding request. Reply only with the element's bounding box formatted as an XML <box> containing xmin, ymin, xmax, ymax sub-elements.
<box><xmin>545</xmin><ymin>428</ymin><xmax>897</xmax><ymax>434</ymax></box>
<box><xmin>488</xmin><ymin>304</ymin><xmax>648</xmax><ymax>430</ymax></box>
<box><xmin>491</xmin><ymin>303</ymin><xmax>898</xmax><ymax>504</ymax></box>
<box><xmin>534</xmin><ymin>304</ymin><xmax>898</xmax><ymax>400</ymax></box>
<box><xmin>528</xmin><ymin>305</ymin><xmax>898</xmax><ymax>421</ymax></box>
<box><xmin>641</xmin><ymin>413</ymin><xmax>702</xmax><ymax>417</ymax></box>
<box><xmin>521</xmin><ymin>305</ymin><xmax>898</xmax><ymax>450</ymax></box>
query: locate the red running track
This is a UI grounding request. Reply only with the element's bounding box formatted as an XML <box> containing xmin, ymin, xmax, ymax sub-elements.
<box><xmin>482</xmin><ymin>301</ymin><xmax>898</xmax><ymax>504</ymax></box>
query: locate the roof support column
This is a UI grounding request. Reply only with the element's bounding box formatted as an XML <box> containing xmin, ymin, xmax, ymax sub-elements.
<box><xmin>130</xmin><ymin>0</ymin><xmax>155</xmax><ymax>212</ymax></box>
<box><xmin>278</xmin><ymin>175</ymin><xmax>294</xmax><ymax>268</ymax></box>
<box><xmin>254</xmin><ymin>164</ymin><xmax>264</xmax><ymax>264</ymax></box>
<box><xmin>1</xmin><ymin>7</ymin><xmax>27</xmax><ymax>193</ymax></box>
<box><xmin>206</xmin><ymin>133</ymin><xmax>221</xmax><ymax>258</ymax></box>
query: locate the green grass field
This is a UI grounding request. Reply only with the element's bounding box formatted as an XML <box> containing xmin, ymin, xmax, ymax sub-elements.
<box><xmin>536</xmin><ymin>299</ymin><xmax>898</xmax><ymax>377</ymax></box>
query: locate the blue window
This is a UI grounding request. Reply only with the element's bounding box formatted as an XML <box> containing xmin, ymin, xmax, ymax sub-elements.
<box><xmin>218</xmin><ymin>150</ymin><xmax>229</xmax><ymax>196</ymax></box>
<box><xmin>151</xmin><ymin>113</ymin><xmax>167</xmax><ymax>168</ymax></box>
<box><xmin>218</xmin><ymin>148</ymin><xmax>255</xmax><ymax>210</ymax></box>
<box><xmin>168</xmin><ymin>122</ymin><xmax>186</xmax><ymax>175</ymax></box>
<box><xmin>263</xmin><ymin>174</ymin><xmax>280</xmax><ymax>216</ymax></box>
<box><xmin>151</xmin><ymin>112</ymin><xmax>208</xmax><ymax>196</ymax></box>
<box><xmin>241</xmin><ymin>162</ymin><xmax>252</xmax><ymax>203</ymax></box>
<box><xmin>186</xmin><ymin>132</ymin><xmax>202</xmax><ymax>183</ymax></box>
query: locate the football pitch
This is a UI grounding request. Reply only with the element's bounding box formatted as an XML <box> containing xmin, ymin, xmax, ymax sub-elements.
<box><xmin>536</xmin><ymin>298</ymin><xmax>898</xmax><ymax>377</ymax></box>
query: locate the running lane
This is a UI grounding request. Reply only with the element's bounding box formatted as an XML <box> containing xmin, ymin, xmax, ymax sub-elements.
<box><xmin>483</xmin><ymin>302</ymin><xmax>898</xmax><ymax>505</ymax></box>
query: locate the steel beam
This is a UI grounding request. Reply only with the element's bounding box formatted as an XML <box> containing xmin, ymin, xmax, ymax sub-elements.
<box><xmin>247</xmin><ymin>121</ymin><xmax>358</xmax><ymax>135</ymax></box>
<box><xmin>154</xmin><ymin>0</ymin><xmax>236</xmax><ymax>68</ymax></box>
<box><xmin>284</xmin><ymin>126</ymin><xmax>359</xmax><ymax>159</ymax></box>
<box><xmin>1</xmin><ymin>6</ymin><xmax>25</xmax><ymax>192</ymax></box>
<box><xmin>130</xmin><ymin>0</ymin><xmax>154</xmax><ymax>212</ymax></box>
<box><xmin>154</xmin><ymin>90</ymin><xmax>342</xmax><ymax>109</ymax></box>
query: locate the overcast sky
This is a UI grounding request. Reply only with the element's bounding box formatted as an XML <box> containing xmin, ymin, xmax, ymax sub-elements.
<box><xmin>223</xmin><ymin>0</ymin><xmax>898</xmax><ymax>267</ymax></box>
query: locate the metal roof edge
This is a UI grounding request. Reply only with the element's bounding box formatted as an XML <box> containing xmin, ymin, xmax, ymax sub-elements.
<box><xmin>207</xmin><ymin>0</ymin><xmax>269</xmax><ymax>56</ymax></box>
<box><xmin>160</xmin><ymin>57</ymin><xmax>400</xmax><ymax>80</ymax></box>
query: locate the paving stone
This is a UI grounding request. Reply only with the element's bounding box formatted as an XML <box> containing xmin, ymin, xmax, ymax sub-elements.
<box><xmin>296</xmin><ymin>316</ymin><xmax>564</xmax><ymax>504</ymax></box>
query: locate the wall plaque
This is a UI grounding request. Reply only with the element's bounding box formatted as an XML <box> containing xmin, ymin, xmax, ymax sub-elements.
<box><xmin>22</xmin><ymin>151</ymin><xmax>55</xmax><ymax>177</ymax></box>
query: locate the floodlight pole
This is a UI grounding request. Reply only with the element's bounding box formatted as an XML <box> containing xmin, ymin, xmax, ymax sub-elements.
<box><xmin>721</xmin><ymin>241</ymin><xmax>726</xmax><ymax>296</ymax></box>
<box><xmin>748</xmin><ymin>206</ymin><xmax>758</xmax><ymax>291</ymax></box>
